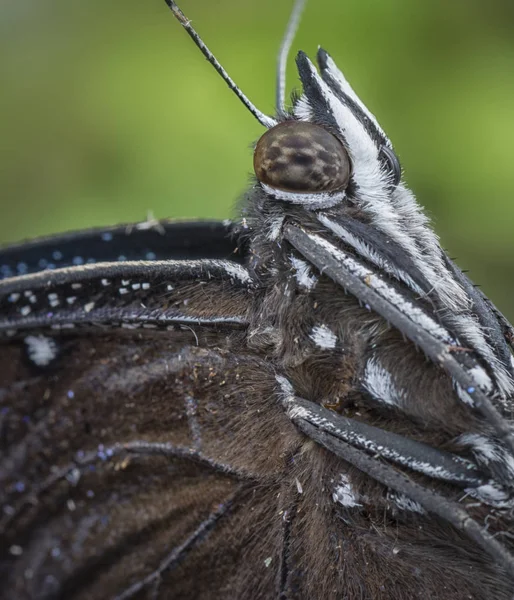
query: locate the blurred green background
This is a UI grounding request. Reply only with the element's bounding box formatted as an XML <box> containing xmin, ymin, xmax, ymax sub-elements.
<box><xmin>1</xmin><ymin>0</ymin><xmax>513</xmax><ymax>318</ymax></box>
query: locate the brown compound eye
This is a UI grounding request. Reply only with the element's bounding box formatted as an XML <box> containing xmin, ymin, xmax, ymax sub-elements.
<box><xmin>253</xmin><ymin>120</ymin><xmax>350</xmax><ymax>194</ymax></box>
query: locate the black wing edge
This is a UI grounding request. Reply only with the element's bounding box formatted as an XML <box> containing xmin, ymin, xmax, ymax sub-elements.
<box><xmin>0</xmin><ymin>219</ymin><xmax>244</xmax><ymax>280</ymax></box>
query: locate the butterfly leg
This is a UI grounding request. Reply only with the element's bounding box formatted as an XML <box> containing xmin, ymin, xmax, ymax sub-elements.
<box><xmin>284</xmin><ymin>224</ymin><xmax>514</xmax><ymax>457</ymax></box>
<box><xmin>275</xmin><ymin>374</ymin><xmax>514</xmax><ymax>579</ymax></box>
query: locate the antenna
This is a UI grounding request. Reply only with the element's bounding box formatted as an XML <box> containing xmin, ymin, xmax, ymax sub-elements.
<box><xmin>276</xmin><ymin>0</ymin><xmax>308</xmax><ymax>114</ymax></box>
<box><xmin>164</xmin><ymin>1</ymin><xmax>277</xmax><ymax>129</ymax></box>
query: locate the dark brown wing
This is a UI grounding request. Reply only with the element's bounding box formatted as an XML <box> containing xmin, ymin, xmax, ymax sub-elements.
<box><xmin>1</xmin><ymin>221</ymin><xmax>303</xmax><ymax>599</ymax></box>
<box><xmin>0</xmin><ymin>327</ymin><xmax>306</xmax><ymax>599</ymax></box>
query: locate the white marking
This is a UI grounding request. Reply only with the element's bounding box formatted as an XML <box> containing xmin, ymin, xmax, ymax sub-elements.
<box><xmin>141</xmin><ymin>283</ymin><xmax>150</xmax><ymax>290</ymax></box>
<box><xmin>71</xmin><ymin>283</ymin><xmax>82</xmax><ymax>290</ymax></box>
<box><xmin>66</xmin><ymin>296</ymin><xmax>77</xmax><ymax>305</ymax></box>
<box><xmin>390</xmin><ymin>492</ymin><xmax>425</xmax><ymax>514</ymax></box>
<box><xmin>309</xmin><ymin>324</ymin><xmax>337</xmax><ymax>349</ymax></box>
<box><xmin>118</xmin><ymin>288</ymin><xmax>128</xmax><ymax>295</ymax></box>
<box><xmin>84</xmin><ymin>302</ymin><xmax>95</xmax><ymax>313</ymax></box>
<box><xmin>48</xmin><ymin>293</ymin><xmax>58</xmax><ymax>301</ymax></box>
<box><xmin>454</xmin><ymin>383</ymin><xmax>474</xmax><ymax>407</ymax></box>
<box><xmin>286</xmin><ymin>403</ymin><xmax>310</xmax><ymax>421</ymax></box>
<box><xmin>166</xmin><ymin>285</ymin><xmax>174</xmax><ymax>291</ymax></box>
<box><xmin>101</xmin><ymin>279</ymin><xmax>111</xmax><ymax>286</ymax></box>
<box><xmin>8</xmin><ymin>293</ymin><xmax>20</xmax><ymax>303</ymax></box>
<box><xmin>121</xmin><ymin>279</ymin><xmax>130</xmax><ymax>286</ymax></box>
<box><xmin>131</xmin><ymin>283</ymin><xmax>141</xmax><ymax>290</ymax></box>
<box><xmin>223</xmin><ymin>263</ymin><xmax>253</xmax><ymax>285</ymax></box>
<box><xmin>266</xmin><ymin>217</ymin><xmax>285</xmax><ymax>241</ymax></box>
<box><xmin>9</xmin><ymin>545</ymin><xmax>23</xmax><ymax>556</ymax></box>
<box><xmin>322</xmin><ymin>52</ymin><xmax>391</xmax><ymax>147</ymax></box>
<box><xmin>332</xmin><ymin>473</ymin><xmax>361</xmax><ymax>507</ymax></box>
<box><xmin>295</xmin><ymin>478</ymin><xmax>303</xmax><ymax>494</ymax></box>
<box><xmin>289</xmin><ymin>256</ymin><xmax>318</xmax><ymax>291</ymax></box>
<box><xmin>261</xmin><ymin>182</ymin><xmax>345</xmax><ymax>210</ymax></box>
<box><xmin>20</xmin><ymin>306</ymin><xmax>31</xmax><ymax>316</ymax></box>
<box><xmin>468</xmin><ymin>365</ymin><xmax>493</xmax><ymax>393</ymax></box>
<box><xmin>49</xmin><ymin>299</ymin><xmax>60</xmax><ymax>308</ymax></box>
<box><xmin>25</xmin><ymin>335</ymin><xmax>58</xmax><ymax>367</ymax></box>
<box><xmin>363</xmin><ymin>358</ymin><xmax>406</xmax><ymax>407</ymax></box>
<box><xmin>275</xmin><ymin>375</ymin><xmax>295</xmax><ymax>401</ymax></box>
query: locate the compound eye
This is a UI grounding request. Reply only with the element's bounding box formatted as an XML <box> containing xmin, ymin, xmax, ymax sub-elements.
<box><xmin>253</xmin><ymin>121</ymin><xmax>350</xmax><ymax>193</ymax></box>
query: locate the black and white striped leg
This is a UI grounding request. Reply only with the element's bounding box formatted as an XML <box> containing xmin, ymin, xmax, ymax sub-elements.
<box><xmin>284</xmin><ymin>224</ymin><xmax>514</xmax><ymax>456</ymax></box>
<box><xmin>276</xmin><ymin>376</ymin><xmax>514</xmax><ymax>579</ymax></box>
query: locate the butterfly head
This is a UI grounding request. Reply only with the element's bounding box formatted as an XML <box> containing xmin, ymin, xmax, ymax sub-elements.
<box><xmin>253</xmin><ymin>49</ymin><xmax>402</xmax><ymax>211</ymax></box>
<box><xmin>164</xmin><ymin>0</ymin><xmax>468</xmax><ymax>316</ymax></box>
<box><xmin>164</xmin><ymin>0</ymin><xmax>402</xmax><ymax>214</ymax></box>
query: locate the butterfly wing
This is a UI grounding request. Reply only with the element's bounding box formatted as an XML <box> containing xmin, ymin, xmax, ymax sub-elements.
<box><xmin>0</xmin><ymin>219</ymin><xmax>240</xmax><ymax>279</ymax></box>
<box><xmin>0</xmin><ymin>220</ymin><xmax>289</xmax><ymax>599</ymax></box>
<box><xmin>0</xmin><ymin>216</ymin><xmax>300</xmax><ymax>598</ymax></box>
<box><xmin>1</xmin><ymin>327</ymin><xmax>306</xmax><ymax>599</ymax></box>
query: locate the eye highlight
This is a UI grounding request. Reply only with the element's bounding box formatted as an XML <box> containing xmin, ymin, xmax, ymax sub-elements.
<box><xmin>254</xmin><ymin>121</ymin><xmax>351</xmax><ymax>194</ymax></box>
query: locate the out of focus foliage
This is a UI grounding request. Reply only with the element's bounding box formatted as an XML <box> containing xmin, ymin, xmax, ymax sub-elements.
<box><xmin>1</xmin><ymin>0</ymin><xmax>513</xmax><ymax>316</ymax></box>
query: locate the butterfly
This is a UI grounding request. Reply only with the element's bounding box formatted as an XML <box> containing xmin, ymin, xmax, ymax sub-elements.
<box><xmin>1</xmin><ymin>1</ymin><xmax>514</xmax><ymax>598</ymax></box>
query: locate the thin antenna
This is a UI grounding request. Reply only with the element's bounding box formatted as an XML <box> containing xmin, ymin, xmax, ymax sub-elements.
<box><xmin>164</xmin><ymin>0</ymin><xmax>277</xmax><ymax>129</ymax></box>
<box><xmin>276</xmin><ymin>0</ymin><xmax>308</xmax><ymax>114</ymax></box>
